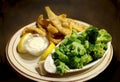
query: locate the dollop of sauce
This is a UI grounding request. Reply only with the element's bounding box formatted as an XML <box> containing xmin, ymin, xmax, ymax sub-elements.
<box><xmin>25</xmin><ymin>34</ymin><xmax>49</xmax><ymax>56</ymax></box>
<box><xmin>44</xmin><ymin>54</ymin><xmax>56</xmax><ymax>73</ymax></box>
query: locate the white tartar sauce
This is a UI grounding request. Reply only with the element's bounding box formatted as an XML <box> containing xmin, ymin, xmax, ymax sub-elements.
<box><xmin>25</xmin><ymin>34</ymin><xmax>49</xmax><ymax>56</ymax></box>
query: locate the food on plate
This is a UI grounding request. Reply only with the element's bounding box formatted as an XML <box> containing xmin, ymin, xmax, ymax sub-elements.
<box><xmin>50</xmin><ymin>26</ymin><xmax>112</xmax><ymax>75</ymax></box>
<box><xmin>45</xmin><ymin>6</ymin><xmax>72</xmax><ymax>35</ymax></box>
<box><xmin>17</xmin><ymin>33</ymin><xmax>49</xmax><ymax>56</ymax></box>
<box><xmin>38</xmin><ymin>42</ymin><xmax>55</xmax><ymax>75</ymax></box>
<box><xmin>47</xmin><ymin>24</ymin><xmax>59</xmax><ymax>34</ymax></box>
<box><xmin>18</xmin><ymin>6</ymin><xmax>87</xmax><ymax>56</ymax></box>
<box><xmin>40</xmin><ymin>42</ymin><xmax>55</xmax><ymax>61</ymax></box>
<box><xmin>44</xmin><ymin>6</ymin><xmax>87</xmax><ymax>44</ymax></box>
<box><xmin>22</xmin><ymin>26</ymin><xmax>46</xmax><ymax>36</ymax></box>
<box><xmin>18</xmin><ymin>6</ymin><xmax>86</xmax><ymax>54</ymax></box>
<box><xmin>21</xmin><ymin>6</ymin><xmax>87</xmax><ymax>45</ymax></box>
<box><xmin>16</xmin><ymin>6</ymin><xmax>112</xmax><ymax>76</ymax></box>
<box><xmin>18</xmin><ymin>33</ymin><xmax>32</xmax><ymax>54</ymax></box>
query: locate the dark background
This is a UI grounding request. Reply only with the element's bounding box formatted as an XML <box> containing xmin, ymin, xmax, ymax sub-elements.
<box><xmin>0</xmin><ymin>0</ymin><xmax>120</xmax><ymax>82</ymax></box>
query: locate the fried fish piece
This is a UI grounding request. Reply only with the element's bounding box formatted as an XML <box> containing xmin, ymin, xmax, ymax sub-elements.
<box><xmin>45</xmin><ymin>6</ymin><xmax>72</xmax><ymax>35</ymax></box>
<box><xmin>47</xmin><ymin>24</ymin><xmax>58</xmax><ymax>34</ymax></box>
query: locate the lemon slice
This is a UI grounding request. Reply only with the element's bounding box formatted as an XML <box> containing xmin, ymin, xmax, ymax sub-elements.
<box><xmin>40</xmin><ymin>42</ymin><xmax>55</xmax><ymax>61</ymax></box>
<box><xmin>17</xmin><ymin>33</ymin><xmax>32</xmax><ymax>54</ymax></box>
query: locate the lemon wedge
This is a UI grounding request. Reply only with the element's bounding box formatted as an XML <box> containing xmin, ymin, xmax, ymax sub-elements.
<box><xmin>40</xmin><ymin>42</ymin><xmax>55</xmax><ymax>61</ymax></box>
<box><xmin>17</xmin><ymin>33</ymin><xmax>32</xmax><ymax>54</ymax></box>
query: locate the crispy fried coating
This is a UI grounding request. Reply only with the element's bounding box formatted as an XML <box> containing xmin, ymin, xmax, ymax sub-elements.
<box><xmin>37</xmin><ymin>14</ymin><xmax>49</xmax><ymax>29</ymax></box>
<box><xmin>22</xmin><ymin>27</ymin><xmax>46</xmax><ymax>36</ymax></box>
<box><xmin>47</xmin><ymin>32</ymin><xmax>62</xmax><ymax>44</ymax></box>
<box><xmin>45</xmin><ymin>6</ymin><xmax>72</xmax><ymax>35</ymax></box>
<box><xmin>47</xmin><ymin>24</ymin><xmax>58</xmax><ymax>34</ymax></box>
<box><xmin>21</xmin><ymin>6</ymin><xmax>87</xmax><ymax>45</ymax></box>
<box><xmin>70</xmin><ymin>21</ymin><xmax>87</xmax><ymax>32</ymax></box>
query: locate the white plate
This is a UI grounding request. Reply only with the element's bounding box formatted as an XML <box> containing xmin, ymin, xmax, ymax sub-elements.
<box><xmin>6</xmin><ymin>21</ymin><xmax>113</xmax><ymax>82</ymax></box>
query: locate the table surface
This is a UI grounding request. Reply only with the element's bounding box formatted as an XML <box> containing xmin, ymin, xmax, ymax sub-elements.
<box><xmin>0</xmin><ymin>0</ymin><xmax>120</xmax><ymax>82</ymax></box>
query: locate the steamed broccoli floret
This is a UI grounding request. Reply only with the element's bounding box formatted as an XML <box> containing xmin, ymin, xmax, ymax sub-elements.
<box><xmin>85</xmin><ymin>26</ymin><xmax>99</xmax><ymax>44</ymax></box>
<box><xmin>87</xmin><ymin>43</ymin><xmax>94</xmax><ymax>54</ymax></box>
<box><xmin>92</xmin><ymin>43</ymin><xmax>107</xmax><ymax>60</ymax></box>
<box><xmin>70</xmin><ymin>54</ymin><xmax>92</xmax><ymax>69</ymax></box>
<box><xmin>84</xmin><ymin>40</ymin><xmax>89</xmax><ymax>49</ymax></box>
<box><xmin>70</xmin><ymin>42</ymin><xmax>86</xmax><ymax>56</ymax></box>
<box><xmin>62</xmin><ymin>29</ymin><xmax>78</xmax><ymax>45</ymax></box>
<box><xmin>77</xmin><ymin>26</ymin><xmax>98</xmax><ymax>44</ymax></box>
<box><xmin>71</xmin><ymin>29</ymin><xmax>78</xmax><ymax>37</ymax></box>
<box><xmin>80</xmin><ymin>54</ymin><xmax>93</xmax><ymax>65</ymax></box>
<box><xmin>53</xmin><ymin>47</ymin><xmax>69</xmax><ymax>63</ymax></box>
<box><xmin>69</xmin><ymin>56</ymin><xmax>82</xmax><ymax>69</ymax></box>
<box><xmin>96</xmin><ymin>29</ymin><xmax>112</xmax><ymax>43</ymax></box>
<box><xmin>55</xmin><ymin>59</ymin><xmax>70</xmax><ymax>75</ymax></box>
